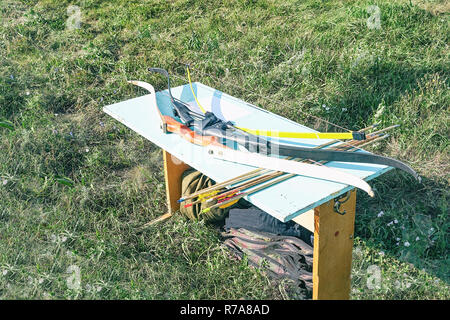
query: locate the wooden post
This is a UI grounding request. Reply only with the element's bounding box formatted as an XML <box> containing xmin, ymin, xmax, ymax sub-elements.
<box><xmin>312</xmin><ymin>189</ymin><xmax>356</xmax><ymax>300</ymax></box>
<box><xmin>138</xmin><ymin>150</ymin><xmax>190</xmax><ymax>229</ymax></box>
<box><xmin>163</xmin><ymin>150</ymin><xmax>190</xmax><ymax>215</ymax></box>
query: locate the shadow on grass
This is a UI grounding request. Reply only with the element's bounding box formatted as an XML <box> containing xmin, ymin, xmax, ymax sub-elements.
<box><xmin>320</xmin><ymin>58</ymin><xmax>447</xmax><ymax>129</ymax></box>
<box><xmin>355</xmin><ymin>170</ymin><xmax>449</xmax><ymax>285</ymax></box>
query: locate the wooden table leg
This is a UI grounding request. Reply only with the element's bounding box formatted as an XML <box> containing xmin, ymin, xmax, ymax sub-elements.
<box><xmin>139</xmin><ymin>150</ymin><xmax>191</xmax><ymax>229</ymax></box>
<box><xmin>163</xmin><ymin>150</ymin><xmax>191</xmax><ymax>215</ymax></box>
<box><xmin>312</xmin><ymin>189</ymin><xmax>356</xmax><ymax>300</ymax></box>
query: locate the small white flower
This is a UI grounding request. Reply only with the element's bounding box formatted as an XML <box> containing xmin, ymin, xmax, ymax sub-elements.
<box><xmin>415</xmin><ymin>236</ymin><xmax>420</xmax><ymax>241</ymax></box>
<box><xmin>2</xmin><ymin>270</ymin><xmax>8</xmax><ymax>276</ymax></box>
<box><xmin>61</xmin><ymin>236</ymin><xmax>67</xmax><ymax>243</ymax></box>
<box><xmin>322</xmin><ymin>104</ymin><xmax>326</xmax><ymax>108</ymax></box>
<box><xmin>96</xmin><ymin>286</ymin><xmax>102</xmax><ymax>292</ymax></box>
<box><xmin>404</xmin><ymin>241</ymin><xmax>410</xmax><ymax>247</ymax></box>
<box><xmin>394</xmin><ymin>219</ymin><xmax>398</xmax><ymax>224</ymax></box>
<box><xmin>387</xmin><ymin>221</ymin><xmax>394</xmax><ymax>226</ymax></box>
<box><xmin>396</xmin><ymin>242</ymin><xmax>399</xmax><ymax>246</ymax></box>
<box><xmin>378</xmin><ymin>251</ymin><xmax>385</xmax><ymax>256</ymax></box>
<box><xmin>26</xmin><ymin>91</ymin><xmax>30</xmax><ymax>95</ymax></box>
<box><xmin>342</xmin><ymin>108</ymin><xmax>347</xmax><ymax>112</ymax></box>
<box><xmin>396</xmin><ymin>238</ymin><xmax>400</xmax><ymax>241</ymax></box>
<box><xmin>353</xmin><ymin>246</ymin><xmax>362</xmax><ymax>256</ymax></box>
<box><xmin>2</xmin><ymin>180</ymin><xmax>7</xmax><ymax>186</ymax></box>
<box><xmin>377</xmin><ymin>211</ymin><xmax>384</xmax><ymax>218</ymax></box>
<box><xmin>38</xmin><ymin>278</ymin><xmax>44</xmax><ymax>284</ymax></box>
<box><xmin>85</xmin><ymin>148</ymin><xmax>89</xmax><ymax>153</ymax></box>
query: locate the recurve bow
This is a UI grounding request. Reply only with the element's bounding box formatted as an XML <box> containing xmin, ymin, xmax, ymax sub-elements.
<box><xmin>144</xmin><ymin>68</ymin><xmax>420</xmax><ymax>182</ymax></box>
<box><xmin>127</xmin><ymin>80</ymin><xmax>376</xmax><ymax>196</ymax></box>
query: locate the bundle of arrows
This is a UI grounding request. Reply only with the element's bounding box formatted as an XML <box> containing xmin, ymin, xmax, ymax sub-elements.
<box><xmin>128</xmin><ymin>67</ymin><xmax>420</xmax><ymax>221</ymax></box>
<box><xmin>182</xmin><ymin>124</ymin><xmax>395</xmax><ymax>213</ymax></box>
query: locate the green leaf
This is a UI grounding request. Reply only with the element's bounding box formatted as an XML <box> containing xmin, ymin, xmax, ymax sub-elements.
<box><xmin>55</xmin><ymin>176</ymin><xmax>74</xmax><ymax>187</ymax></box>
<box><xmin>0</xmin><ymin>120</ymin><xmax>14</xmax><ymax>131</ymax></box>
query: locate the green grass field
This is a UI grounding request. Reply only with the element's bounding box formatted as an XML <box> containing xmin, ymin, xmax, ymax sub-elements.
<box><xmin>0</xmin><ymin>0</ymin><xmax>448</xmax><ymax>299</ymax></box>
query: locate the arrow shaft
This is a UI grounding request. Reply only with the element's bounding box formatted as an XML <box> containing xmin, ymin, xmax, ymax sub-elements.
<box><xmin>188</xmin><ymin>135</ymin><xmax>377</xmax><ymax>208</ymax></box>
<box><xmin>207</xmin><ymin>145</ymin><xmax>375</xmax><ymax>197</ymax></box>
<box><xmin>205</xmin><ymin>134</ymin><xmax>391</xmax><ymax>210</ymax></box>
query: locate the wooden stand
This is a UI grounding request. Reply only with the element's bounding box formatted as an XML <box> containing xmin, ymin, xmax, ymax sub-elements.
<box><xmin>163</xmin><ymin>150</ymin><xmax>191</xmax><ymax>216</ymax></box>
<box><xmin>162</xmin><ymin>150</ymin><xmax>357</xmax><ymax>300</ymax></box>
<box><xmin>312</xmin><ymin>190</ymin><xmax>356</xmax><ymax>299</ymax></box>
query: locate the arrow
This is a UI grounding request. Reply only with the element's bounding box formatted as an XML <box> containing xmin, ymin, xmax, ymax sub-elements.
<box><xmin>206</xmin><ymin>145</ymin><xmax>374</xmax><ymax>197</ymax></box>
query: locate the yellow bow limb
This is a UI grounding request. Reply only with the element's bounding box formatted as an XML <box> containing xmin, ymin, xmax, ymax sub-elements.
<box><xmin>234</xmin><ymin>127</ymin><xmax>356</xmax><ymax>140</ymax></box>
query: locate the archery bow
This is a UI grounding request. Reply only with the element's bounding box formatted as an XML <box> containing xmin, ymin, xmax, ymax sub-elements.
<box><xmin>206</xmin><ymin>145</ymin><xmax>375</xmax><ymax>196</ymax></box>
<box><xmin>181</xmin><ymin>123</ymin><xmax>398</xmax><ymax>204</ymax></box>
<box><xmin>186</xmin><ymin>66</ymin><xmax>366</xmax><ymax>140</ymax></box>
<box><xmin>202</xmin><ymin>133</ymin><xmax>392</xmax><ymax>211</ymax></box>
<box><xmin>147</xmin><ymin>67</ymin><xmax>420</xmax><ymax>182</ymax></box>
<box><xmin>184</xmin><ymin>131</ymin><xmax>387</xmax><ymax>209</ymax></box>
<box><xmin>127</xmin><ymin>79</ymin><xmax>375</xmax><ymax>196</ymax></box>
